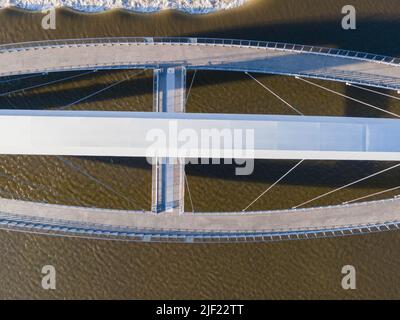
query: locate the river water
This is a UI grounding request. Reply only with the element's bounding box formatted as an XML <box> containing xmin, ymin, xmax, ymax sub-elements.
<box><xmin>1</xmin><ymin>0</ymin><xmax>400</xmax><ymax>299</ymax></box>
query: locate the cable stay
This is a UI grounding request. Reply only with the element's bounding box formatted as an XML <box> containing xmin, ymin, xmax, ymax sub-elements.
<box><xmin>342</xmin><ymin>186</ymin><xmax>400</xmax><ymax>205</ymax></box>
<box><xmin>0</xmin><ymin>168</ymin><xmax>83</xmax><ymax>205</ymax></box>
<box><xmin>346</xmin><ymin>83</ymin><xmax>400</xmax><ymax>101</ymax></box>
<box><xmin>0</xmin><ymin>73</ymin><xmax>45</xmax><ymax>84</ymax></box>
<box><xmin>293</xmin><ymin>163</ymin><xmax>400</xmax><ymax>209</ymax></box>
<box><xmin>0</xmin><ymin>225</ymin><xmax>149</xmax><ymax>243</ymax></box>
<box><xmin>56</xmin><ymin>156</ymin><xmax>144</xmax><ymax>211</ymax></box>
<box><xmin>4</xmin><ymin>95</ymin><xmax>17</xmax><ymax>109</ymax></box>
<box><xmin>0</xmin><ymin>165</ymin><xmax>55</xmax><ymax>194</ymax></box>
<box><xmin>59</xmin><ymin>69</ymin><xmax>147</xmax><ymax>110</ymax></box>
<box><xmin>246</xmin><ymin>72</ymin><xmax>304</xmax><ymax>115</ymax></box>
<box><xmin>185</xmin><ymin>70</ymin><xmax>197</xmax><ymax>107</ymax></box>
<box><xmin>0</xmin><ymin>186</ymin><xmax>35</xmax><ymax>202</ymax></box>
<box><xmin>0</xmin><ymin>70</ymin><xmax>97</xmax><ymax>97</ymax></box>
<box><xmin>296</xmin><ymin>76</ymin><xmax>400</xmax><ymax>118</ymax></box>
<box><xmin>184</xmin><ymin>171</ymin><xmax>195</xmax><ymax>213</ymax></box>
<box><xmin>242</xmin><ymin>159</ymin><xmax>305</xmax><ymax>212</ymax></box>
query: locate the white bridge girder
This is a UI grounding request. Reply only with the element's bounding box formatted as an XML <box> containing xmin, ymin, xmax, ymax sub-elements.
<box><xmin>0</xmin><ymin>111</ymin><xmax>400</xmax><ymax>161</ymax></box>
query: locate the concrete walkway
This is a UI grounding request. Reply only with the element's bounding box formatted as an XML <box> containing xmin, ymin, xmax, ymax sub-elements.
<box><xmin>0</xmin><ymin>197</ymin><xmax>399</xmax><ymax>234</ymax></box>
<box><xmin>0</xmin><ymin>38</ymin><xmax>400</xmax><ymax>90</ymax></box>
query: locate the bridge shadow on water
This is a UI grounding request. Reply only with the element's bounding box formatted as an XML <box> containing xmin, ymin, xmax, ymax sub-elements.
<box><xmin>76</xmin><ymin>156</ymin><xmax>400</xmax><ymax>190</ymax></box>
<box><xmin>0</xmin><ymin>64</ymin><xmax>397</xmax><ymax>117</ymax></box>
<box><xmin>0</xmin><ymin>70</ymin><xmax>252</xmax><ymax>111</ymax></box>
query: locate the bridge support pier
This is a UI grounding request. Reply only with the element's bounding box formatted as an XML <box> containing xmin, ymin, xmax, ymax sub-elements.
<box><xmin>151</xmin><ymin>67</ymin><xmax>186</xmax><ymax>214</ymax></box>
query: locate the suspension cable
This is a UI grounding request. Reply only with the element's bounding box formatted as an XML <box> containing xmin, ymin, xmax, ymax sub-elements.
<box><xmin>343</xmin><ymin>185</ymin><xmax>400</xmax><ymax>205</ymax></box>
<box><xmin>59</xmin><ymin>69</ymin><xmax>147</xmax><ymax>110</ymax></box>
<box><xmin>0</xmin><ymin>70</ymin><xmax>97</xmax><ymax>97</ymax></box>
<box><xmin>293</xmin><ymin>163</ymin><xmax>400</xmax><ymax>209</ymax></box>
<box><xmin>185</xmin><ymin>70</ymin><xmax>197</xmax><ymax>107</ymax></box>
<box><xmin>246</xmin><ymin>72</ymin><xmax>304</xmax><ymax>115</ymax></box>
<box><xmin>0</xmin><ymin>73</ymin><xmax>45</xmax><ymax>84</ymax></box>
<box><xmin>184</xmin><ymin>170</ymin><xmax>195</xmax><ymax>213</ymax></box>
<box><xmin>346</xmin><ymin>83</ymin><xmax>400</xmax><ymax>101</ymax></box>
<box><xmin>56</xmin><ymin>156</ymin><xmax>144</xmax><ymax>211</ymax></box>
<box><xmin>242</xmin><ymin>159</ymin><xmax>305</xmax><ymax>212</ymax></box>
<box><xmin>296</xmin><ymin>76</ymin><xmax>400</xmax><ymax>118</ymax></box>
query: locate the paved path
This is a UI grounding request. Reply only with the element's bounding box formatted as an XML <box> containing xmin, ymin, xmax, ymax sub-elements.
<box><xmin>0</xmin><ymin>197</ymin><xmax>399</xmax><ymax>235</ymax></box>
<box><xmin>1</xmin><ymin>38</ymin><xmax>400</xmax><ymax>90</ymax></box>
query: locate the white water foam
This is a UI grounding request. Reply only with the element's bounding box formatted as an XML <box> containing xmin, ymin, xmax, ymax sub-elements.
<box><xmin>0</xmin><ymin>0</ymin><xmax>248</xmax><ymax>13</ymax></box>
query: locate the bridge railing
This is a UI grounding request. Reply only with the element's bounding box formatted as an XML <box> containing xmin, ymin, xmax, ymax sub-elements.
<box><xmin>0</xmin><ymin>37</ymin><xmax>399</xmax><ymax>66</ymax></box>
<box><xmin>0</xmin><ymin>209</ymin><xmax>399</xmax><ymax>243</ymax></box>
<box><xmin>0</xmin><ymin>185</ymin><xmax>399</xmax><ymax>240</ymax></box>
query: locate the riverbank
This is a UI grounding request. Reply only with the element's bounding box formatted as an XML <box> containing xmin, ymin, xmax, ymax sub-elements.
<box><xmin>0</xmin><ymin>0</ymin><xmax>248</xmax><ymax>13</ymax></box>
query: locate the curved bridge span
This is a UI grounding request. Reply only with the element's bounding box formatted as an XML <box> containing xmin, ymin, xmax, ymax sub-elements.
<box><xmin>1</xmin><ymin>37</ymin><xmax>400</xmax><ymax>90</ymax></box>
<box><xmin>0</xmin><ymin>197</ymin><xmax>399</xmax><ymax>242</ymax></box>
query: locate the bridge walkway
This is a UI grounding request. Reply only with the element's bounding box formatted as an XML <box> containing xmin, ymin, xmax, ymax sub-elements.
<box><xmin>1</xmin><ymin>38</ymin><xmax>400</xmax><ymax>90</ymax></box>
<box><xmin>151</xmin><ymin>67</ymin><xmax>186</xmax><ymax>214</ymax></box>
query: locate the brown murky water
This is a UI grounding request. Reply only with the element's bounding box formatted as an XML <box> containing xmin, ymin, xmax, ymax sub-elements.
<box><xmin>1</xmin><ymin>0</ymin><xmax>400</xmax><ymax>299</ymax></box>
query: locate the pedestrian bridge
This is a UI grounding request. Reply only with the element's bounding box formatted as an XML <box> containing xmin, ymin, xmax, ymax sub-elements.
<box><xmin>0</xmin><ymin>37</ymin><xmax>400</xmax><ymax>241</ymax></box>
<box><xmin>1</xmin><ymin>37</ymin><xmax>400</xmax><ymax>91</ymax></box>
<box><xmin>0</xmin><ymin>197</ymin><xmax>399</xmax><ymax>243</ymax></box>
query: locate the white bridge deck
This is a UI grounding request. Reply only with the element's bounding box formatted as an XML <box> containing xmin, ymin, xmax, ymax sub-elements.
<box><xmin>0</xmin><ymin>110</ymin><xmax>399</xmax><ymax>161</ymax></box>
